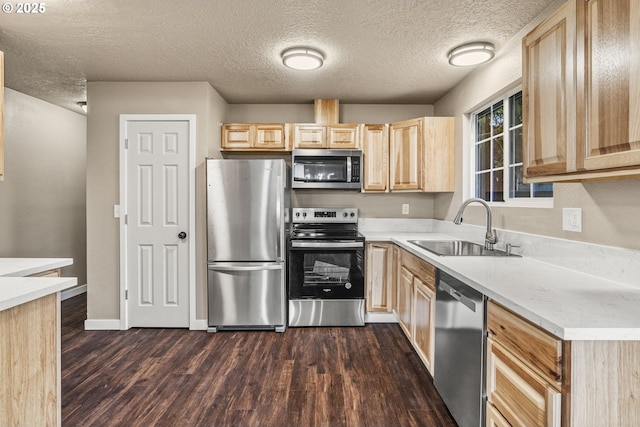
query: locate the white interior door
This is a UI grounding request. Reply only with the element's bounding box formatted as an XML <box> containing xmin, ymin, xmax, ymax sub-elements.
<box><xmin>123</xmin><ymin>118</ymin><xmax>191</xmax><ymax>327</ymax></box>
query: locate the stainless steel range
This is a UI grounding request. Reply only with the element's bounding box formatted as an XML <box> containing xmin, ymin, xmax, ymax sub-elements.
<box><xmin>288</xmin><ymin>208</ymin><xmax>365</xmax><ymax>327</ymax></box>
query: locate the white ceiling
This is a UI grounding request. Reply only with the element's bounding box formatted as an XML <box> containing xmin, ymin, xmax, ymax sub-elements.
<box><xmin>0</xmin><ymin>0</ymin><xmax>556</xmax><ymax>113</ymax></box>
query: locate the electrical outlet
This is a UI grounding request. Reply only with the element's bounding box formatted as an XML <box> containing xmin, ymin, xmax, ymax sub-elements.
<box><xmin>114</xmin><ymin>205</ymin><xmax>121</xmax><ymax>218</ymax></box>
<box><xmin>562</xmin><ymin>208</ymin><xmax>582</xmax><ymax>232</ymax></box>
<box><xmin>402</xmin><ymin>204</ymin><xmax>410</xmax><ymax>215</ymax></box>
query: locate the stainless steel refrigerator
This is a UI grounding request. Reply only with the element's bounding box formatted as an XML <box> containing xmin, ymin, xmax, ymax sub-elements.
<box><xmin>206</xmin><ymin>159</ymin><xmax>288</xmax><ymax>332</ymax></box>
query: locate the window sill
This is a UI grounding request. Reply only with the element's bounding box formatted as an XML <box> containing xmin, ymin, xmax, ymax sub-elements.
<box><xmin>487</xmin><ymin>199</ymin><xmax>554</xmax><ymax>209</ymax></box>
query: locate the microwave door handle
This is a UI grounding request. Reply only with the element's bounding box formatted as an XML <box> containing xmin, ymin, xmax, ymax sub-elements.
<box><xmin>346</xmin><ymin>156</ymin><xmax>352</xmax><ymax>183</ymax></box>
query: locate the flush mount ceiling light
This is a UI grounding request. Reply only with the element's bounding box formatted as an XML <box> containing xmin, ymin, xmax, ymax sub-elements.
<box><xmin>447</xmin><ymin>42</ymin><xmax>495</xmax><ymax>67</ymax></box>
<box><xmin>281</xmin><ymin>47</ymin><xmax>324</xmax><ymax>71</ymax></box>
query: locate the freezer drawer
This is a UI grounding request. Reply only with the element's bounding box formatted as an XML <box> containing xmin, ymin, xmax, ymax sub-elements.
<box><xmin>207</xmin><ymin>262</ymin><xmax>285</xmax><ymax>332</ymax></box>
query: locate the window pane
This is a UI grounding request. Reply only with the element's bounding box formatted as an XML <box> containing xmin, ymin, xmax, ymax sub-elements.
<box><xmin>494</xmin><ymin>136</ymin><xmax>504</xmax><ymax>168</ymax></box>
<box><xmin>476</xmin><ymin>141</ymin><xmax>491</xmax><ymax>172</ymax></box>
<box><xmin>472</xmin><ymin>90</ymin><xmax>551</xmax><ymax>203</ymax></box>
<box><xmin>476</xmin><ymin>107</ymin><xmax>491</xmax><ymax>141</ymax></box>
<box><xmin>492</xmin><ymin>101</ymin><xmax>504</xmax><ymax>135</ymax></box>
<box><xmin>510</xmin><ymin>127</ymin><xmax>523</xmax><ymax>165</ymax></box>
<box><xmin>475</xmin><ymin>172</ymin><xmax>491</xmax><ymax>201</ymax></box>
<box><xmin>493</xmin><ymin>169</ymin><xmax>504</xmax><ymax>202</ymax></box>
<box><xmin>510</xmin><ymin>165</ymin><xmax>531</xmax><ymax>198</ymax></box>
<box><xmin>510</xmin><ymin>92</ymin><xmax>522</xmax><ymax>126</ymax></box>
<box><xmin>533</xmin><ymin>183</ymin><xmax>554</xmax><ymax>198</ymax></box>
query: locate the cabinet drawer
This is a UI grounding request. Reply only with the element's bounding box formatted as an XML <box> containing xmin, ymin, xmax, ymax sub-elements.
<box><xmin>487</xmin><ymin>301</ymin><xmax>562</xmax><ymax>385</ymax></box>
<box><xmin>487</xmin><ymin>338</ymin><xmax>561</xmax><ymax>427</ymax></box>
<box><xmin>486</xmin><ymin>402</ymin><xmax>512</xmax><ymax>427</ymax></box>
<box><xmin>400</xmin><ymin>250</ymin><xmax>435</xmax><ymax>290</ymax></box>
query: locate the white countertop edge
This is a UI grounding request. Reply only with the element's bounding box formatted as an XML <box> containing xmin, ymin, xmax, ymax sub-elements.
<box><xmin>362</xmin><ymin>232</ymin><xmax>640</xmax><ymax>341</ymax></box>
<box><xmin>0</xmin><ymin>277</ymin><xmax>78</xmax><ymax>311</ymax></box>
<box><xmin>0</xmin><ymin>258</ymin><xmax>74</xmax><ymax>277</ymax></box>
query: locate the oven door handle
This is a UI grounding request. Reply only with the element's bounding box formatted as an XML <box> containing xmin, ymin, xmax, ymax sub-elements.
<box><xmin>290</xmin><ymin>241</ymin><xmax>364</xmax><ymax>249</ymax></box>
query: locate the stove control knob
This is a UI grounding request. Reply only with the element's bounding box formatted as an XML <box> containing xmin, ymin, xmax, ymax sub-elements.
<box><xmin>343</xmin><ymin>212</ymin><xmax>348</xmax><ymax>218</ymax></box>
<box><xmin>350</xmin><ymin>212</ymin><xmax>355</xmax><ymax>217</ymax></box>
<box><xmin>302</xmin><ymin>212</ymin><xmax>307</xmax><ymax>217</ymax></box>
<box><xmin>295</xmin><ymin>212</ymin><xmax>300</xmax><ymax>217</ymax></box>
<box><xmin>345</xmin><ymin>282</ymin><xmax>352</xmax><ymax>289</ymax></box>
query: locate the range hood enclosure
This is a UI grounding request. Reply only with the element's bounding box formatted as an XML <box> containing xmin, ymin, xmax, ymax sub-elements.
<box><xmin>314</xmin><ymin>99</ymin><xmax>339</xmax><ymax>124</ymax></box>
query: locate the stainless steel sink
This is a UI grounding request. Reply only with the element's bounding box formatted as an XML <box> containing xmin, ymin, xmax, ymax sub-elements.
<box><xmin>408</xmin><ymin>240</ymin><xmax>518</xmax><ymax>257</ymax></box>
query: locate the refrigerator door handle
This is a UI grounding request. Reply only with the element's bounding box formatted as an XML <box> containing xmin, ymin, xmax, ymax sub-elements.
<box><xmin>276</xmin><ymin>170</ymin><xmax>282</xmax><ymax>259</ymax></box>
<box><xmin>207</xmin><ymin>263</ymin><xmax>283</xmax><ymax>272</ymax></box>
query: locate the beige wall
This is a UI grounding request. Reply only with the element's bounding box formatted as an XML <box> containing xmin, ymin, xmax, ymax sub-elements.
<box><xmin>0</xmin><ymin>88</ymin><xmax>87</xmax><ymax>282</ymax></box>
<box><xmin>86</xmin><ymin>81</ymin><xmax>228</xmax><ymax>321</ymax></box>
<box><xmin>228</xmin><ymin>103</ymin><xmax>436</xmax><ymax>218</ymax></box>
<box><xmin>433</xmin><ymin>0</ymin><xmax>640</xmax><ymax>251</ymax></box>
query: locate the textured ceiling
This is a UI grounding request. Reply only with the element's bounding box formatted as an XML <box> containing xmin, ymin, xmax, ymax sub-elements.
<box><xmin>0</xmin><ymin>0</ymin><xmax>556</xmax><ymax>113</ymax></box>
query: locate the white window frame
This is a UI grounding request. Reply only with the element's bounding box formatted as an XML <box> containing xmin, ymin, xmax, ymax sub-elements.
<box><xmin>466</xmin><ymin>87</ymin><xmax>553</xmax><ymax>208</ymax></box>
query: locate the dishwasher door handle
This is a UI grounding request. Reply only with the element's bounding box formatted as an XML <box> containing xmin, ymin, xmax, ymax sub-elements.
<box><xmin>442</xmin><ymin>282</ymin><xmax>477</xmax><ymax>312</ymax></box>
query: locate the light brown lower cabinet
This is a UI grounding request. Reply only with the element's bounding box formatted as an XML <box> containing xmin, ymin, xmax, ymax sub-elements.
<box><xmin>486</xmin><ymin>337</ymin><xmax>561</xmax><ymax>427</ymax></box>
<box><xmin>412</xmin><ymin>276</ymin><xmax>435</xmax><ymax>373</ymax></box>
<box><xmin>486</xmin><ymin>300</ymin><xmax>563</xmax><ymax>427</ymax></box>
<box><xmin>486</xmin><ymin>401</ymin><xmax>513</xmax><ymax>427</ymax></box>
<box><xmin>364</xmin><ymin>242</ymin><xmax>394</xmax><ymax>312</ymax></box>
<box><xmin>397</xmin><ymin>266</ymin><xmax>413</xmax><ymax>337</ymax></box>
<box><xmin>30</xmin><ymin>268</ymin><xmax>62</xmax><ymax>278</ymax></box>
<box><xmin>395</xmin><ymin>248</ymin><xmax>437</xmax><ymax>374</ymax></box>
<box><xmin>0</xmin><ymin>293</ymin><xmax>60</xmax><ymax>427</ymax></box>
<box><xmin>486</xmin><ymin>300</ymin><xmax>640</xmax><ymax>427</ymax></box>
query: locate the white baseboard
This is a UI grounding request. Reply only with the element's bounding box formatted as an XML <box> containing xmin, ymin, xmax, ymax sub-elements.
<box><xmin>84</xmin><ymin>319</ymin><xmax>122</xmax><ymax>330</ymax></box>
<box><xmin>61</xmin><ymin>284</ymin><xmax>87</xmax><ymax>301</ymax></box>
<box><xmin>190</xmin><ymin>319</ymin><xmax>208</xmax><ymax>330</ymax></box>
<box><xmin>365</xmin><ymin>312</ymin><xmax>399</xmax><ymax>323</ymax></box>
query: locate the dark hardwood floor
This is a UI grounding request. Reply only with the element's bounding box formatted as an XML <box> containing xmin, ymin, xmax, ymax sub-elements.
<box><xmin>61</xmin><ymin>294</ymin><xmax>456</xmax><ymax>427</ymax></box>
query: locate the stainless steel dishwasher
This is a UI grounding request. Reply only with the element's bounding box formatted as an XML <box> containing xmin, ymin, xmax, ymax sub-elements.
<box><xmin>434</xmin><ymin>271</ymin><xmax>486</xmax><ymax>427</ymax></box>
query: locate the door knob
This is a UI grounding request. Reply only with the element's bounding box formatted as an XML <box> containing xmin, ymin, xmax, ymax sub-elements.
<box><xmin>178</xmin><ymin>232</ymin><xmax>187</xmax><ymax>239</ymax></box>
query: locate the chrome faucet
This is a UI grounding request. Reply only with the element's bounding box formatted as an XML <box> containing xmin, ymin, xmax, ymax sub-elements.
<box><xmin>453</xmin><ymin>198</ymin><xmax>497</xmax><ymax>250</ymax></box>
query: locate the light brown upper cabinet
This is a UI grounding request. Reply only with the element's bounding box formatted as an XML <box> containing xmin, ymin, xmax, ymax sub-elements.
<box><xmin>523</xmin><ymin>0</ymin><xmax>640</xmax><ymax>182</ymax></box>
<box><xmin>221</xmin><ymin>123</ymin><xmax>289</xmax><ymax>151</ymax></box>
<box><xmin>522</xmin><ymin>0</ymin><xmax>579</xmax><ymax>179</ymax></box>
<box><xmin>389</xmin><ymin>117</ymin><xmax>455</xmax><ymax>192</ymax></box>
<box><xmin>1</xmin><ymin>50</ymin><xmax>4</xmax><ymax>181</ymax></box>
<box><xmin>362</xmin><ymin>124</ymin><xmax>389</xmax><ymax>191</ymax></box>
<box><xmin>583</xmin><ymin>0</ymin><xmax>640</xmax><ymax>172</ymax></box>
<box><xmin>390</xmin><ymin>118</ymin><xmax>422</xmax><ymax>190</ymax></box>
<box><xmin>292</xmin><ymin>123</ymin><xmax>361</xmax><ymax>149</ymax></box>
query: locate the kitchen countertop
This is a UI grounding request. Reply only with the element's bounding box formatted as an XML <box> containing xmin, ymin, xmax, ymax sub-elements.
<box><xmin>0</xmin><ymin>258</ymin><xmax>76</xmax><ymax>312</ymax></box>
<box><xmin>0</xmin><ymin>258</ymin><xmax>73</xmax><ymax>277</ymax></box>
<box><xmin>363</xmin><ymin>231</ymin><xmax>640</xmax><ymax>341</ymax></box>
<box><xmin>0</xmin><ymin>276</ymin><xmax>78</xmax><ymax>311</ymax></box>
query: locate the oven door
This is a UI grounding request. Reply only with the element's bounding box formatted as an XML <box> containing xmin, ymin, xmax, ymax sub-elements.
<box><xmin>288</xmin><ymin>240</ymin><xmax>364</xmax><ymax>299</ymax></box>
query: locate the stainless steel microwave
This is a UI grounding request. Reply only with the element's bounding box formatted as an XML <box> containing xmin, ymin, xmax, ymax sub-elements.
<box><xmin>291</xmin><ymin>149</ymin><xmax>362</xmax><ymax>190</ymax></box>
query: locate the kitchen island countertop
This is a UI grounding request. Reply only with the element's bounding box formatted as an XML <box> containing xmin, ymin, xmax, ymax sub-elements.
<box><xmin>0</xmin><ymin>258</ymin><xmax>73</xmax><ymax>277</ymax></box>
<box><xmin>363</xmin><ymin>231</ymin><xmax>640</xmax><ymax>341</ymax></box>
<box><xmin>0</xmin><ymin>276</ymin><xmax>78</xmax><ymax>311</ymax></box>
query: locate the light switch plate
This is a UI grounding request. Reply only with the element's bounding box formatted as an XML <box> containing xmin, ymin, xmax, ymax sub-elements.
<box><xmin>114</xmin><ymin>204</ymin><xmax>121</xmax><ymax>218</ymax></box>
<box><xmin>402</xmin><ymin>204</ymin><xmax>410</xmax><ymax>215</ymax></box>
<box><xmin>562</xmin><ymin>208</ymin><xmax>582</xmax><ymax>232</ymax></box>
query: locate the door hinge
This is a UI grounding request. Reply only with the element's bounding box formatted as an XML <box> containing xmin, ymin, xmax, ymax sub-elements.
<box><xmin>125</xmin><ymin>214</ymin><xmax>128</xmax><ymax>225</ymax></box>
<box><xmin>125</xmin><ymin>290</ymin><xmax>128</xmax><ymax>299</ymax></box>
<box><xmin>125</xmin><ymin>138</ymin><xmax>129</xmax><ymax>149</ymax></box>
